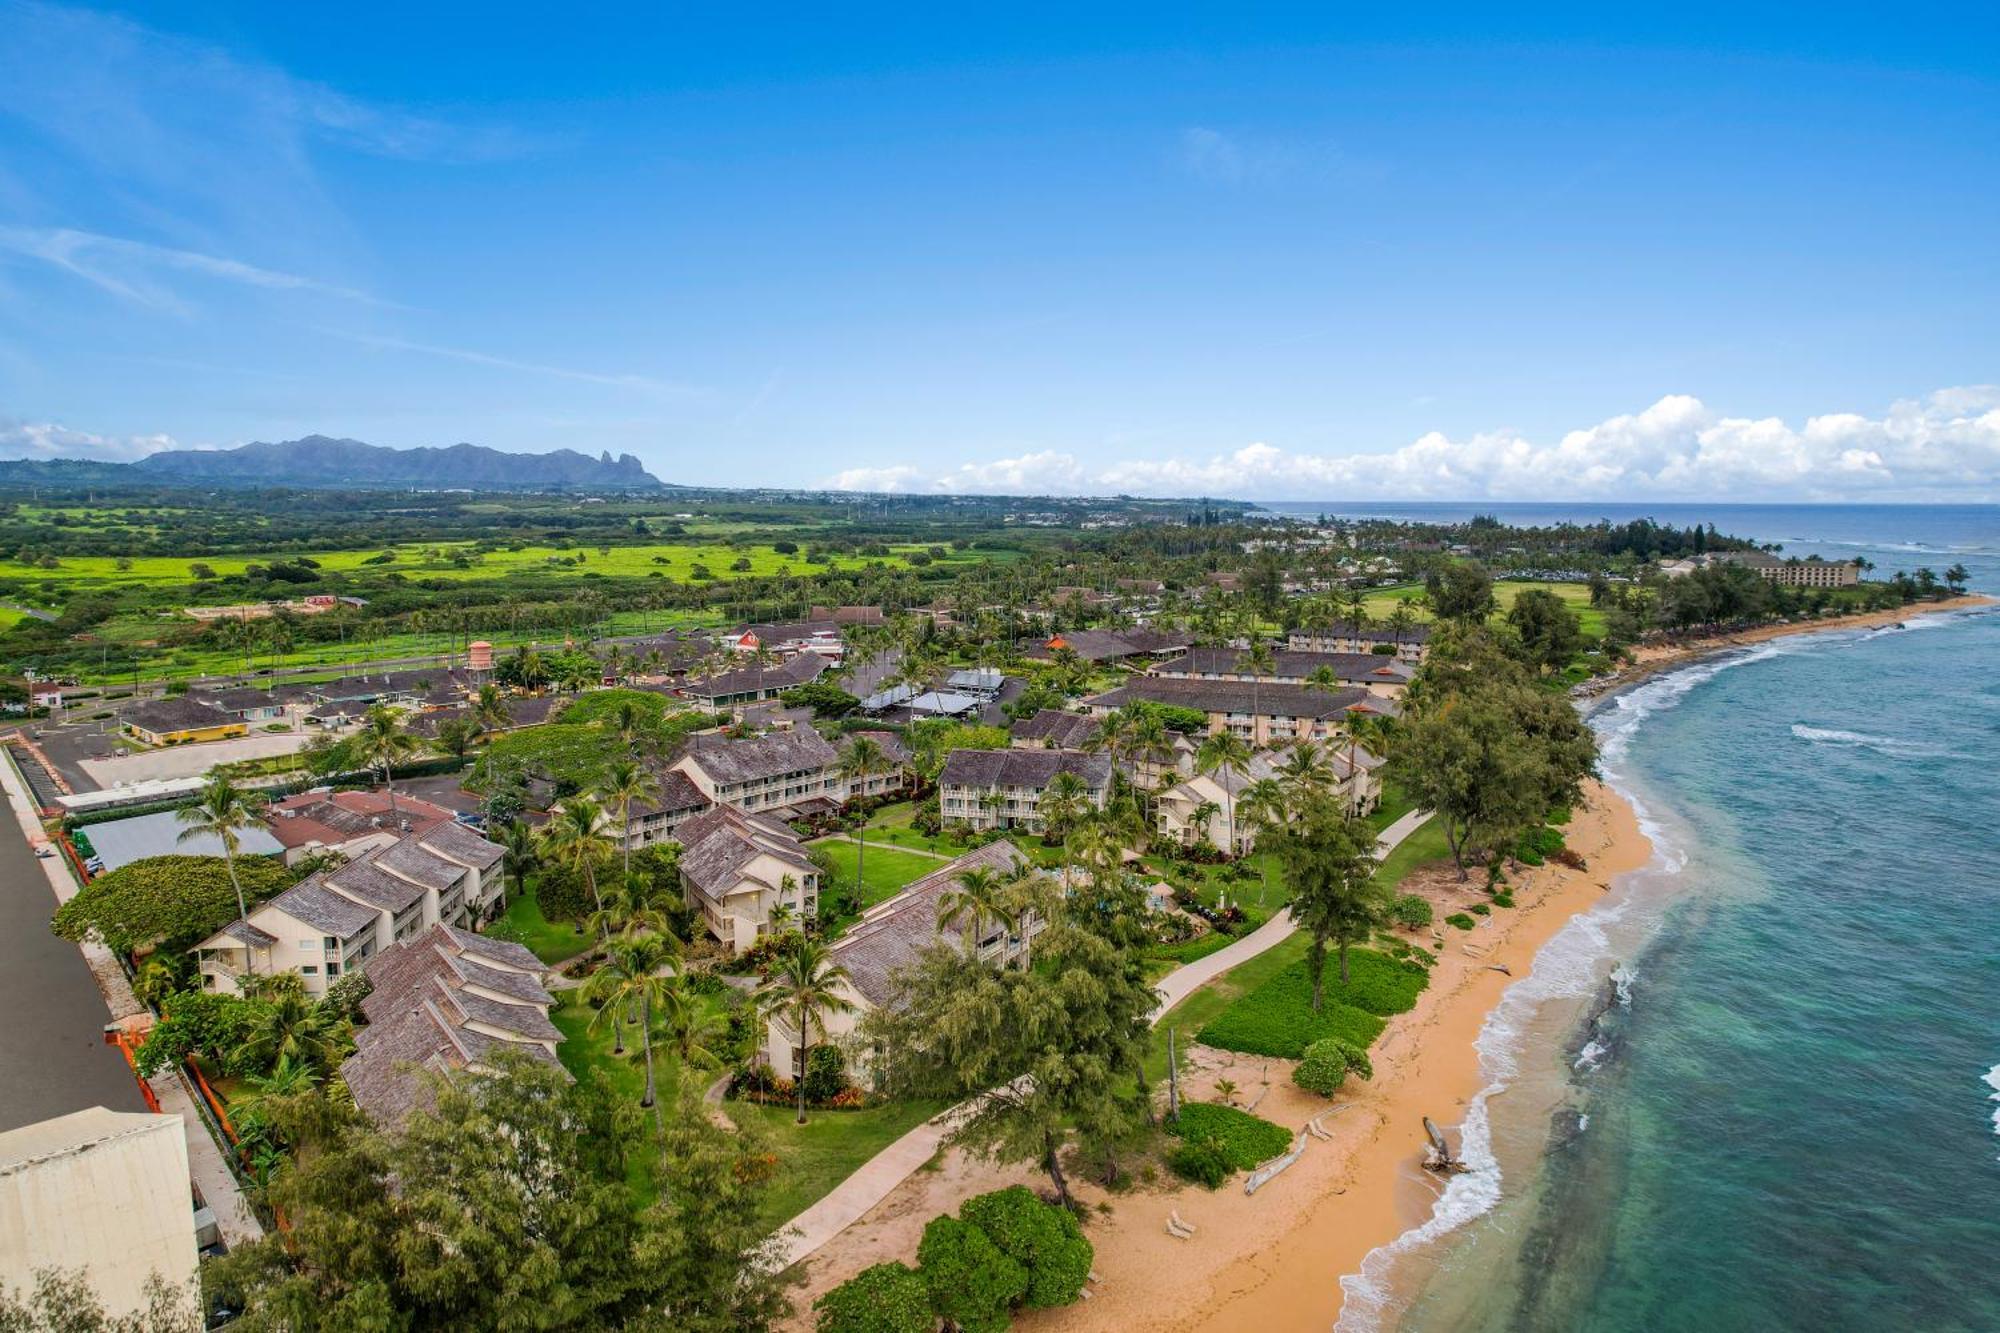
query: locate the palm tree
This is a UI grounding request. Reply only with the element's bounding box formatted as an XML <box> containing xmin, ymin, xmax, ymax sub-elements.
<box><xmin>1195</xmin><ymin>730</ymin><xmax>1253</xmax><ymax>858</ymax></box>
<box><xmin>1189</xmin><ymin>798</ymin><xmax>1222</xmax><ymax>852</ymax></box>
<box><xmin>1237</xmin><ymin>777</ymin><xmax>1288</xmax><ymax>900</ymax></box>
<box><xmin>838</xmin><ymin>734</ymin><xmax>889</xmax><ymax>900</ymax></box>
<box><xmin>660</xmin><ymin>975</ymin><xmax>728</xmax><ymax>1070</ymax></box>
<box><xmin>542</xmin><ymin>797</ymin><xmax>613</xmax><ymax>921</ymax></box>
<box><xmin>1237</xmin><ymin>641</ymin><xmax>1277</xmax><ymax>742</ymax></box>
<box><xmin>176</xmin><ymin>774</ymin><xmax>263</xmax><ymax>972</ymax></box>
<box><xmin>238</xmin><ymin>990</ymin><xmax>341</xmax><ymax>1076</ymax></box>
<box><xmin>586</xmin><ymin>871</ymin><xmax>677</xmax><ymax>944</ymax></box>
<box><xmin>430</xmin><ymin>716</ymin><xmax>481</xmax><ymax>761</ymax></box>
<box><xmin>1387</xmin><ymin>601</ymin><xmax>1417</xmax><ymax>652</ymax></box>
<box><xmin>469</xmin><ymin>682</ymin><xmax>510</xmax><ymax>732</ymax></box>
<box><xmin>755</xmin><ymin>933</ymin><xmax>855</xmax><ymax>1124</ymax></box>
<box><xmin>937</xmin><ymin>865</ymin><xmax>1009</xmax><ymax>948</ymax></box>
<box><xmin>1277</xmin><ymin>738</ymin><xmax>1332</xmax><ymax>801</ymax></box>
<box><xmin>1036</xmin><ymin>768</ymin><xmax>1089</xmax><ymax>853</ymax></box>
<box><xmin>352</xmin><ymin>704</ymin><xmax>417</xmax><ymax>818</ymax></box>
<box><xmin>597</xmin><ymin>760</ymin><xmax>660</xmax><ymax>879</ymax></box>
<box><xmin>496</xmin><ymin>819</ymin><xmax>537</xmax><ymax>915</ymax></box>
<box><xmin>586</xmin><ymin>933</ymin><xmax>679</xmax><ymax>1113</ymax></box>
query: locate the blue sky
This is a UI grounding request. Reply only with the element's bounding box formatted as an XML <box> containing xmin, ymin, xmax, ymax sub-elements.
<box><xmin>2</xmin><ymin>2</ymin><xmax>1999</xmax><ymax>499</ymax></box>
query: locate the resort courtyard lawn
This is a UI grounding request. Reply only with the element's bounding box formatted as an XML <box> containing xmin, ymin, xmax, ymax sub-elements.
<box><xmin>486</xmin><ymin>880</ymin><xmax>592</xmax><ymax>965</ymax></box>
<box><xmin>810</xmin><ymin>837</ymin><xmax>946</xmax><ymax>913</ymax></box>
<box><xmin>726</xmin><ymin>1097</ymin><xmax>948</xmax><ymax>1233</ymax></box>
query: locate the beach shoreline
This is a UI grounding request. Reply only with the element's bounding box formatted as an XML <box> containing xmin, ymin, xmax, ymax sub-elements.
<box><xmin>783</xmin><ymin>781</ymin><xmax>1653</xmax><ymax>1332</ymax></box>
<box><xmin>1576</xmin><ymin>594</ymin><xmax>1996</xmax><ymax>701</ymax></box>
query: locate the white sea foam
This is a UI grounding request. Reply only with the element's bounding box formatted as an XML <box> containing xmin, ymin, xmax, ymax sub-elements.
<box><xmin>1788</xmin><ymin>724</ymin><xmax>1949</xmax><ymax>760</ymax></box>
<box><xmin>1610</xmin><ymin>963</ymin><xmax>1636</xmax><ymax>1007</ymax></box>
<box><xmin>1573</xmin><ymin>1039</ymin><xmax>1608</xmax><ymax>1072</ymax></box>
<box><xmin>1576</xmin><ymin>1113</ymin><xmax>1589</xmax><ymax>1133</ymax></box>
<box><xmin>1986</xmin><ymin>1066</ymin><xmax>2000</xmax><ymax>1160</ymax></box>
<box><xmin>1336</xmin><ymin>896</ymin><xmax>1636</xmax><ymax>1330</ymax></box>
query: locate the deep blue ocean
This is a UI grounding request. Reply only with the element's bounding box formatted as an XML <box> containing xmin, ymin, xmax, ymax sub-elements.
<box><xmin>1291</xmin><ymin>504</ymin><xmax>2000</xmax><ymax>1332</ymax></box>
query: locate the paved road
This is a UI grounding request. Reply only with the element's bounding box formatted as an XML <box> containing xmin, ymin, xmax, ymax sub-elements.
<box><xmin>0</xmin><ymin>776</ymin><xmax>147</xmax><ymax>1131</ymax></box>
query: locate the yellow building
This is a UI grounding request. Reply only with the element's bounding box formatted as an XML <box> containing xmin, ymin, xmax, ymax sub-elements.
<box><xmin>121</xmin><ymin>697</ymin><xmax>249</xmax><ymax>746</ymax></box>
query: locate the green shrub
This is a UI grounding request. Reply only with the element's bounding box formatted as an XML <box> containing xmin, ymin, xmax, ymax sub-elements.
<box><xmin>1293</xmin><ymin>1038</ymin><xmax>1374</xmax><ymax>1096</ymax></box>
<box><xmin>1491</xmin><ymin>891</ymin><xmax>1515</xmax><ymax>908</ymax></box>
<box><xmin>958</xmin><ymin>1186</ymin><xmax>1093</xmax><ymax>1309</ymax></box>
<box><xmin>802</xmin><ymin>1044</ymin><xmax>849</xmax><ymax>1104</ymax></box>
<box><xmin>1445</xmin><ymin>913</ymin><xmax>1476</xmax><ymax>931</ymax></box>
<box><xmin>1167</xmin><ymin>1102</ymin><xmax>1292</xmax><ymax>1169</ymax></box>
<box><xmin>918</xmin><ymin>1215</ymin><xmax>1026</xmax><ymax>1333</ymax></box>
<box><xmin>1167</xmin><ymin>1136</ymin><xmax>1234</xmax><ymax>1189</ymax></box>
<box><xmin>1469</xmin><ymin>902</ymin><xmax>1490</xmax><ymax>916</ymax></box>
<box><xmin>1513</xmin><ymin>825</ymin><xmax>1565</xmax><ymax>866</ymax></box>
<box><xmin>1388</xmin><ymin>893</ymin><xmax>1432</xmax><ymax>930</ymax></box>
<box><xmin>814</xmin><ymin>1261</ymin><xmax>932</xmax><ymax>1333</ymax></box>
<box><xmin>1194</xmin><ymin>951</ymin><xmax>1426</xmax><ymax>1058</ymax></box>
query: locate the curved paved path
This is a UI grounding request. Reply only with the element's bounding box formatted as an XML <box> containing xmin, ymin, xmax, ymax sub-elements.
<box><xmin>764</xmin><ymin>806</ymin><xmax>1434</xmax><ymax>1271</ymax></box>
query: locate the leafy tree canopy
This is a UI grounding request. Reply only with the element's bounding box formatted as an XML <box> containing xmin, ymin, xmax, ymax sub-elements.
<box><xmin>51</xmin><ymin>853</ymin><xmax>294</xmax><ymax>955</ymax></box>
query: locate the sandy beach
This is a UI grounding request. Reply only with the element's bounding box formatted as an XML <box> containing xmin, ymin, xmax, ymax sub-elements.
<box><xmin>786</xmin><ymin>781</ymin><xmax>1653</xmax><ymax>1332</ymax></box>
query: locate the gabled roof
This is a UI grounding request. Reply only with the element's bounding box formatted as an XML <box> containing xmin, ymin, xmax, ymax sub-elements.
<box><xmin>676</xmin><ymin>728</ymin><xmax>839</xmax><ymax>786</ymax></box>
<box><xmin>1150</xmin><ymin>648</ymin><xmax>1415</xmax><ymax>685</ymax></box>
<box><xmin>629</xmin><ymin>768</ymin><xmax>711</xmax><ymax>819</ymax></box>
<box><xmin>343</xmin><ymin>923</ymin><xmax>563</xmax><ymax>1127</ymax></box>
<box><xmin>1009</xmin><ymin>709</ymin><xmax>1100</xmax><ymax>749</ymax></box>
<box><xmin>263</xmin><ymin>789</ymin><xmax>454</xmax><ymax>849</ymax></box>
<box><xmin>832</xmin><ymin>841</ymin><xmax>1028</xmax><ymax>1009</ymax></box>
<box><xmin>258</xmin><ymin>876</ymin><xmax>380</xmax><ymax>940</ymax></box>
<box><xmin>682</xmin><ymin>651</ymin><xmax>830</xmax><ymax>700</ymax></box>
<box><xmin>939</xmin><ymin>748</ymin><xmax>1112</xmax><ymax>790</ymax></box>
<box><xmin>322</xmin><ymin>853</ymin><xmax>429</xmax><ymax>913</ymax></box>
<box><xmin>415</xmin><ymin>820</ymin><xmax>504</xmax><ymax>871</ymax></box>
<box><xmin>677</xmin><ymin>805</ymin><xmax>816</xmax><ymax>901</ymax></box>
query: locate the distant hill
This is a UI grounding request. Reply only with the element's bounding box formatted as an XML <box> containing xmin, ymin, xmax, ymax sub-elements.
<box><xmin>128</xmin><ymin>436</ymin><xmax>663</xmax><ymax>490</ymax></box>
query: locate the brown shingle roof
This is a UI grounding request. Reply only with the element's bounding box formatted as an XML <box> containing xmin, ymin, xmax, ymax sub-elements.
<box><xmin>1008</xmin><ymin>709</ymin><xmax>1100</xmax><ymax>749</ymax></box>
<box><xmin>1084</xmin><ymin>676</ymin><xmax>1370</xmax><ymax>719</ymax></box>
<box><xmin>939</xmin><ymin>748</ymin><xmax>1112</xmax><ymax>790</ymax></box>
<box><xmin>677</xmin><ymin>806</ymin><xmax>815</xmax><ymax>901</ymax></box>
<box><xmin>832</xmin><ymin>841</ymin><xmax>1028</xmax><ymax>1009</ymax></box>
<box><xmin>677</xmin><ymin>729</ymin><xmax>838</xmax><ymax>787</ymax></box>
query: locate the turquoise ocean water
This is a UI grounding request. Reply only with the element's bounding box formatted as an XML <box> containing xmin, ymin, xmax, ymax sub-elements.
<box><xmin>1260</xmin><ymin>505</ymin><xmax>2000</xmax><ymax>1333</ymax></box>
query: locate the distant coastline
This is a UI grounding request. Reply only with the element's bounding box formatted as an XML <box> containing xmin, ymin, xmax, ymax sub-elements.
<box><xmin>1575</xmin><ymin>593</ymin><xmax>1997</xmax><ymax>701</ymax></box>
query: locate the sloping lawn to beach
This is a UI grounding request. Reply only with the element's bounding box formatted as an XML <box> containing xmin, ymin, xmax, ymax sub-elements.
<box><xmin>1194</xmin><ymin>949</ymin><xmax>1427</xmax><ymax>1058</ymax></box>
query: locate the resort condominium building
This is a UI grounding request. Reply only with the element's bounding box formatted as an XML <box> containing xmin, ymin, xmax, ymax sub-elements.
<box><xmin>1717</xmin><ymin>550</ymin><xmax>1861</xmax><ymax>587</ymax></box>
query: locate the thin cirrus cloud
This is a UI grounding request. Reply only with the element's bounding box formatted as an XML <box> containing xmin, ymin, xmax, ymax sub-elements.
<box><xmin>0</xmin><ymin>225</ymin><xmax>385</xmax><ymax>312</ymax></box>
<box><xmin>822</xmin><ymin>389</ymin><xmax>2000</xmax><ymax>501</ymax></box>
<box><xmin>322</xmin><ymin>330</ymin><xmax>700</xmax><ymax>397</ymax></box>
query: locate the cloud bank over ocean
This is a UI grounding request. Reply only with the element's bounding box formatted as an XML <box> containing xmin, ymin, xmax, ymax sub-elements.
<box><xmin>823</xmin><ymin>387</ymin><xmax>2000</xmax><ymax>501</ymax></box>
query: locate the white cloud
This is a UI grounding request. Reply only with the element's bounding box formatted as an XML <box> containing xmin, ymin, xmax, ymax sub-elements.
<box><xmin>819</xmin><ymin>388</ymin><xmax>2000</xmax><ymax>500</ymax></box>
<box><xmin>0</xmin><ymin>418</ymin><xmax>177</xmax><ymax>462</ymax></box>
<box><xmin>324</xmin><ymin>330</ymin><xmax>698</xmax><ymax>395</ymax></box>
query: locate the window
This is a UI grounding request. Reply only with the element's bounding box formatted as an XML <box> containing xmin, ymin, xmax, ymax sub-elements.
<box><xmin>323</xmin><ymin>936</ymin><xmax>338</xmax><ymax>950</ymax></box>
<box><xmin>300</xmin><ymin>964</ymin><xmax>320</xmax><ymax>975</ymax></box>
<box><xmin>299</xmin><ymin>939</ymin><xmax>318</xmax><ymax>950</ymax></box>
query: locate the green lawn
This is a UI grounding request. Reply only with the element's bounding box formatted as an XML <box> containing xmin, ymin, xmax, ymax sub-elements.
<box><xmin>812</xmin><ymin>838</ymin><xmax>945</xmax><ymax>912</ymax></box>
<box><xmin>1356</xmin><ymin>579</ymin><xmax>1605</xmax><ymax>639</ymax></box>
<box><xmin>1194</xmin><ymin>949</ymin><xmax>1426</xmax><ymax>1058</ymax></box>
<box><xmin>726</xmin><ymin>1097</ymin><xmax>948</xmax><ymax>1233</ymax></box>
<box><xmin>487</xmin><ymin>880</ymin><xmax>592</xmax><ymax>965</ymax></box>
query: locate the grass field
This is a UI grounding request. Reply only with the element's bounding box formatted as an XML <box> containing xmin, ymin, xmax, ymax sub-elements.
<box><xmin>726</xmin><ymin>1097</ymin><xmax>948</xmax><ymax>1232</ymax></box>
<box><xmin>487</xmin><ymin>880</ymin><xmax>593</xmax><ymax>964</ymax></box>
<box><xmin>812</xmin><ymin>838</ymin><xmax>946</xmax><ymax>916</ymax></box>
<box><xmin>1358</xmin><ymin>579</ymin><xmax>1606</xmax><ymax>637</ymax></box>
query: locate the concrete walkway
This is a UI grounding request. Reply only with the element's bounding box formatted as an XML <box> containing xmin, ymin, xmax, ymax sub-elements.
<box><xmin>1150</xmin><ymin>805</ymin><xmax>1433</xmax><ymax>1018</ymax></box>
<box><xmin>765</xmin><ymin>806</ymin><xmax>1435</xmax><ymax>1270</ymax></box>
<box><xmin>0</xmin><ymin>748</ymin><xmax>264</xmax><ymax>1247</ymax></box>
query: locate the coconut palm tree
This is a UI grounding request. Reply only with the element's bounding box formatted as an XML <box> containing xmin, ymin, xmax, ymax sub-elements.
<box><xmin>352</xmin><ymin>704</ymin><xmax>417</xmax><ymax>818</ymax></box>
<box><xmin>1237</xmin><ymin>777</ymin><xmax>1289</xmax><ymax>901</ymax></box>
<box><xmin>1277</xmin><ymin>738</ymin><xmax>1332</xmax><ymax>801</ymax></box>
<box><xmin>469</xmin><ymin>682</ymin><xmax>510</xmax><ymax>732</ymax></box>
<box><xmin>1036</xmin><ymin>768</ymin><xmax>1089</xmax><ymax>853</ymax></box>
<box><xmin>238</xmin><ymin>990</ymin><xmax>342</xmax><ymax>1077</ymax></box>
<box><xmin>429</xmin><ymin>716</ymin><xmax>481</xmax><ymax>762</ymax></box>
<box><xmin>1195</xmin><ymin>730</ymin><xmax>1253</xmax><ymax>859</ymax></box>
<box><xmin>1189</xmin><ymin>798</ymin><xmax>1222</xmax><ymax>853</ymax></box>
<box><xmin>176</xmin><ymin>774</ymin><xmax>264</xmax><ymax>970</ymax></box>
<box><xmin>585</xmin><ymin>872</ymin><xmax>678</xmax><ymax>944</ymax></box>
<box><xmin>1237</xmin><ymin>641</ymin><xmax>1277</xmax><ymax>738</ymax></box>
<box><xmin>937</xmin><ymin>865</ymin><xmax>1009</xmax><ymax>948</ymax></box>
<box><xmin>838</xmin><ymin>734</ymin><xmax>889</xmax><ymax>898</ymax></box>
<box><xmin>586</xmin><ymin>933</ymin><xmax>679</xmax><ymax>1114</ymax></box>
<box><xmin>660</xmin><ymin>975</ymin><xmax>728</xmax><ymax>1071</ymax></box>
<box><xmin>496</xmin><ymin>818</ymin><xmax>537</xmax><ymax>915</ymax></box>
<box><xmin>754</xmin><ymin>933</ymin><xmax>855</xmax><ymax>1124</ymax></box>
<box><xmin>597</xmin><ymin>760</ymin><xmax>660</xmax><ymax>879</ymax></box>
<box><xmin>542</xmin><ymin>797</ymin><xmax>613</xmax><ymax>921</ymax></box>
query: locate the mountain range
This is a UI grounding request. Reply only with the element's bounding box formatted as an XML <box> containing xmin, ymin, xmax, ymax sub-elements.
<box><xmin>121</xmin><ymin>436</ymin><xmax>663</xmax><ymax>489</ymax></box>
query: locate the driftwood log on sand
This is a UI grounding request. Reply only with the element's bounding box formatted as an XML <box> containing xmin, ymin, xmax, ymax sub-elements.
<box><xmin>1422</xmin><ymin>1116</ymin><xmax>1468</xmax><ymax>1173</ymax></box>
